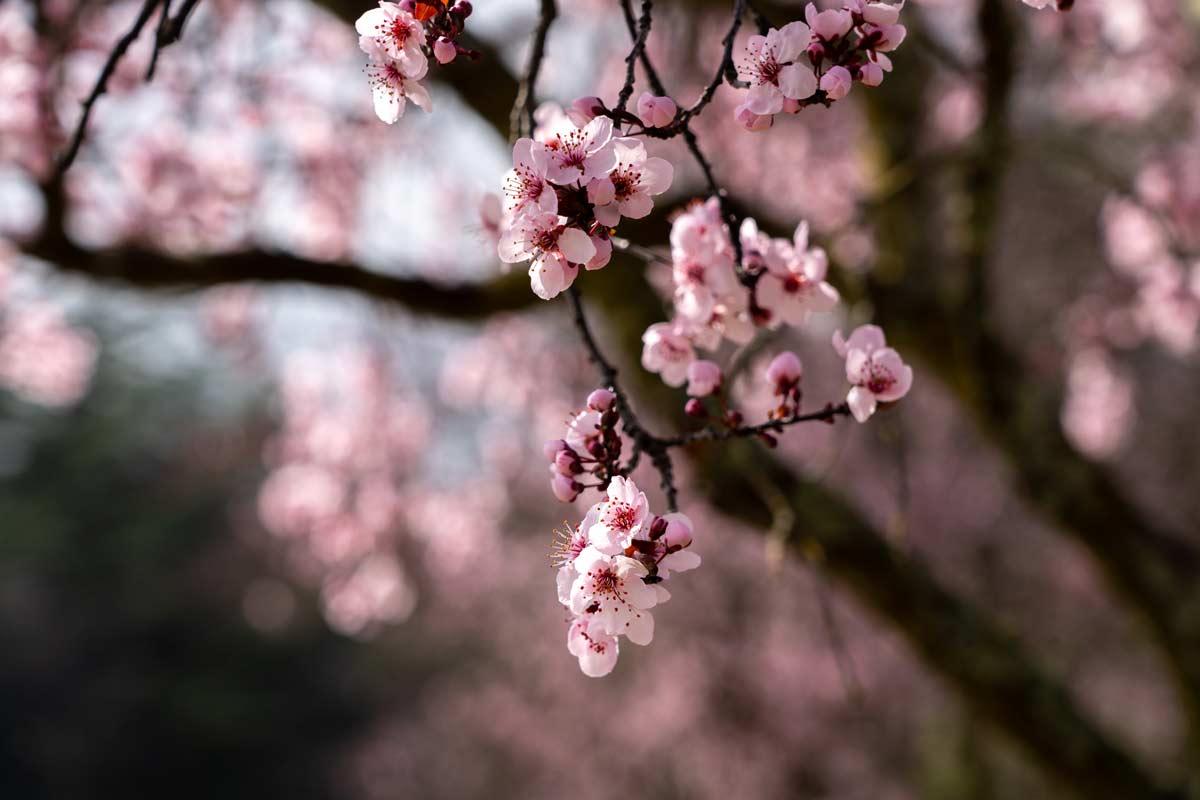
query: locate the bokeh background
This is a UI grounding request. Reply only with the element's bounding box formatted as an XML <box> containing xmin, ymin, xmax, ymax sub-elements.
<box><xmin>1</xmin><ymin>0</ymin><xmax>1199</xmax><ymax>796</ymax></box>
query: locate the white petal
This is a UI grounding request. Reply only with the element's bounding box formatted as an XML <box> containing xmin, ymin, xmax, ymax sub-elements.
<box><xmin>775</xmin><ymin>21</ymin><xmax>812</xmax><ymax>62</ymax></box>
<box><xmin>372</xmin><ymin>83</ymin><xmax>403</xmax><ymax>124</ymax></box>
<box><xmin>640</xmin><ymin>157</ymin><xmax>674</xmax><ymax>195</ymax></box>
<box><xmin>619</xmin><ymin>191</ymin><xmax>654</xmax><ymax>220</ymax></box>
<box><xmin>404</xmin><ymin>78</ymin><xmax>432</xmax><ymax>112</ymax></box>
<box><xmin>847</xmin><ymin>386</ymin><xmax>877</xmax><ymax>422</ymax></box>
<box><xmin>745</xmin><ymin>83</ymin><xmax>784</xmax><ymax>116</ymax></box>
<box><xmin>625</xmin><ymin>610</ymin><xmax>654</xmax><ymax>645</ymax></box>
<box><xmin>778</xmin><ymin>63</ymin><xmax>818</xmax><ymax>101</ymax></box>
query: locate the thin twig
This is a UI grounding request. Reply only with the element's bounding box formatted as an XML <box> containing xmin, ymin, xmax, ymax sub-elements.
<box><xmin>509</xmin><ymin>0</ymin><xmax>558</xmax><ymax>141</ymax></box>
<box><xmin>55</xmin><ymin>0</ymin><xmax>162</xmax><ymax>177</ymax></box>
<box><xmin>614</xmin><ymin>0</ymin><xmax>654</xmax><ymax>115</ymax></box>
<box><xmin>661</xmin><ymin>402</ymin><xmax>850</xmax><ymax>447</ymax></box>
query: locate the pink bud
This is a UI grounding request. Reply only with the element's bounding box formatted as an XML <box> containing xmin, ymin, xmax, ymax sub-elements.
<box><xmin>554</xmin><ymin>450</ymin><xmax>580</xmax><ymax>475</ymax></box>
<box><xmin>434</xmin><ymin>37</ymin><xmax>457</xmax><ymax>64</ymax></box>
<box><xmin>766</xmin><ymin>351</ymin><xmax>803</xmax><ymax>393</ymax></box>
<box><xmin>871</xmin><ymin>23</ymin><xmax>906</xmax><ymax>52</ymax></box>
<box><xmin>662</xmin><ymin>516</ymin><xmax>693</xmax><ymax>549</ymax></box>
<box><xmin>859</xmin><ymin>61</ymin><xmax>884</xmax><ymax>87</ymax></box>
<box><xmin>587</xmin><ymin>388</ymin><xmax>616</xmax><ymax>412</ymax></box>
<box><xmin>734</xmin><ymin>103</ymin><xmax>774</xmax><ymax>132</ymax></box>
<box><xmin>782</xmin><ymin>98</ymin><xmax>803</xmax><ymax>114</ymax></box>
<box><xmin>820</xmin><ymin>66</ymin><xmax>853</xmax><ymax>100</ymax></box>
<box><xmin>636</xmin><ymin>92</ymin><xmax>677</xmax><ymax>128</ymax></box>
<box><xmin>543</xmin><ymin>438</ymin><xmax>568</xmax><ymax>459</ymax></box>
<box><xmin>686</xmin><ymin>359</ymin><xmax>722</xmax><ymax>397</ymax></box>
<box><xmin>551</xmin><ymin>474</ymin><xmax>581</xmax><ymax>502</ymax></box>
<box><xmin>684</xmin><ymin>398</ymin><xmax>707</xmax><ymax>418</ymax></box>
<box><xmin>648</xmin><ymin>516</ymin><xmax>668</xmax><ymax>540</ymax></box>
<box><xmin>567</xmin><ymin>96</ymin><xmax>606</xmax><ymax>127</ymax></box>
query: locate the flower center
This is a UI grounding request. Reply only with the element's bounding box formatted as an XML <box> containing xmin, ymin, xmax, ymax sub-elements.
<box><xmin>867</xmin><ymin>364</ymin><xmax>894</xmax><ymax>394</ymax></box>
<box><xmin>604</xmin><ymin>501</ymin><xmax>639</xmax><ymax>532</ymax></box>
<box><xmin>390</xmin><ymin>18</ymin><xmax>413</xmax><ymax>45</ymax></box>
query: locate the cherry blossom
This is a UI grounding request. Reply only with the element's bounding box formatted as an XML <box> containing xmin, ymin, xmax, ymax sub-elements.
<box><xmin>589</xmin><ymin>138</ymin><xmax>674</xmax><ymax>226</ymax></box>
<box><xmin>686</xmin><ymin>360</ymin><xmax>722</xmax><ymax>398</ymax></box>
<box><xmin>497</xmin><ymin>211</ymin><xmax>595</xmax><ymax>300</ymax></box>
<box><xmin>356</xmin><ymin>2</ymin><xmax>427</xmax><ymax>75</ymax></box>
<box><xmin>363</xmin><ymin>50</ymin><xmax>431</xmax><ymax>124</ymax></box>
<box><xmin>501</xmin><ymin>138</ymin><xmax>557</xmax><ymax>217</ymax></box>
<box><xmin>737</xmin><ymin>22</ymin><xmax>819</xmax><ymax>116</ymax></box>
<box><xmin>833</xmin><ymin>324</ymin><xmax>914</xmax><ymax>422</ymax></box>
<box><xmin>539</xmin><ymin>115</ymin><xmax>617</xmax><ymax>186</ymax></box>
<box><xmin>569</xmin><ymin>546</ymin><xmax>658</xmax><ymax>645</ymax></box>
<box><xmin>806</xmin><ymin>4</ymin><xmax>853</xmax><ymax>40</ymax></box>
<box><xmin>587</xmin><ymin>475</ymin><xmax>651</xmax><ymax>554</ymax></box>
<box><xmin>820</xmin><ymin>65</ymin><xmax>853</xmax><ymax>100</ymax></box>
<box><xmin>641</xmin><ymin>322</ymin><xmax>696</xmax><ymax>387</ymax></box>
<box><xmin>566</xmin><ymin>615</ymin><xmax>620</xmax><ymax>677</ymax></box>
<box><xmin>755</xmin><ymin>222</ymin><xmax>840</xmax><ymax>325</ymax></box>
<box><xmin>765</xmin><ymin>351</ymin><xmax>803</xmax><ymax>396</ymax></box>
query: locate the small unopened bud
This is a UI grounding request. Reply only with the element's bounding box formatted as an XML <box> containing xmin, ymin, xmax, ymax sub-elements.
<box><xmin>551</xmin><ymin>474</ymin><xmax>581</xmax><ymax>502</ymax></box>
<box><xmin>807</xmin><ymin>42</ymin><xmax>826</xmax><ymax>63</ymax></box>
<box><xmin>587</xmin><ymin>387</ymin><xmax>615</xmax><ymax>412</ymax></box>
<box><xmin>586</xmin><ymin>439</ymin><xmax>607</xmax><ymax>460</ymax></box>
<box><xmin>554</xmin><ymin>450</ymin><xmax>580</xmax><ymax>475</ymax></box>
<box><xmin>453</xmin><ymin>0</ymin><xmax>473</xmax><ymax>15</ymax></box>
<box><xmin>543</xmin><ymin>438</ymin><xmax>568</xmax><ymax>459</ymax></box>
<box><xmin>434</xmin><ymin>37</ymin><xmax>457</xmax><ymax>64</ymax></box>
<box><xmin>765</xmin><ymin>351</ymin><xmax>803</xmax><ymax>395</ymax></box>
<box><xmin>685</xmin><ymin>398</ymin><xmax>707</xmax><ymax>418</ymax></box>
<box><xmin>662</xmin><ymin>516</ymin><xmax>693</xmax><ymax>549</ymax></box>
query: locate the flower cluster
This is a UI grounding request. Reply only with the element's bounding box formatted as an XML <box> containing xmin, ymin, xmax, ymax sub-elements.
<box><xmin>553</xmin><ymin>477</ymin><xmax>701</xmax><ymax>677</ymax></box>
<box><xmin>497</xmin><ymin>104</ymin><xmax>675</xmax><ymax>299</ymax></box>
<box><xmin>356</xmin><ymin>0</ymin><xmax>475</xmax><ymax>123</ymax></box>
<box><xmin>545</xmin><ymin>388</ymin><xmax>623</xmax><ymax>503</ymax></box>
<box><xmin>734</xmin><ymin>1</ymin><xmax>906</xmax><ymax>131</ymax></box>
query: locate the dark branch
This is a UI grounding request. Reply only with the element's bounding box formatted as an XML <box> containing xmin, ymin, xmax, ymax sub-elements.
<box><xmin>509</xmin><ymin>0</ymin><xmax>558</xmax><ymax>141</ymax></box>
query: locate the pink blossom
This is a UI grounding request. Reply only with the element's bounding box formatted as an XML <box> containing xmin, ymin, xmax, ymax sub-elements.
<box><xmin>501</xmin><ymin>138</ymin><xmax>557</xmax><ymax>217</ymax></box>
<box><xmin>567</xmin><ymin>615</ymin><xmax>620</xmax><ymax>677</ymax></box>
<box><xmin>497</xmin><ymin>211</ymin><xmax>595</xmax><ymax>299</ymax></box>
<box><xmin>587</xmin><ymin>475</ymin><xmax>651</xmax><ymax>553</ymax></box>
<box><xmin>860</xmin><ymin>60</ymin><xmax>884</xmax><ymax>86</ymax></box>
<box><xmin>540</xmin><ymin>115</ymin><xmax>617</xmax><ymax>186</ymax></box>
<box><xmin>569</xmin><ymin>546</ymin><xmax>658</xmax><ymax>644</ymax></box>
<box><xmin>820</xmin><ymin>65</ymin><xmax>853</xmax><ymax>100</ymax></box>
<box><xmin>364</xmin><ymin>54</ymin><xmax>431</xmax><ymax>124</ymax></box>
<box><xmin>765</xmin><ymin>351</ymin><xmax>803</xmax><ymax>394</ymax></box>
<box><xmin>755</xmin><ymin>222</ymin><xmax>840</xmax><ymax>325</ymax></box>
<box><xmin>738</xmin><ymin>22</ymin><xmax>819</xmax><ymax>116</ymax></box>
<box><xmin>833</xmin><ymin>324</ymin><xmax>914</xmax><ymax>422</ymax></box>
<box><xmin>686</xmin><ymin>360</ymin><xmax>722</xmax><ymax>397</ymax></box>
<box><xmin>641</xmin><ymin>322</ymin><xmax>695</xmax><ymax>387</ymax></box>
<box><xmin>356</xmin><ymin>2</ymin><xmax>427</xmax><ymax>75</ymax></box>
<box><xmin>586</xmin><ymin>233</ymin><xmax>613</xmax><ymax>271</ymax></box>
<box><xmin>589</xmin><ymin>138</ymin><xmax>674</xmax><ymax>226</ymax></box>
<box><xmin>805</xmin><ymin>4</ymin><xmax>853</xmax><ymax>40</ymax></box>
<box><xmin>636</xmin><ymin>92</ymin><xmax>677</xmax><ymax>128</ymax></box>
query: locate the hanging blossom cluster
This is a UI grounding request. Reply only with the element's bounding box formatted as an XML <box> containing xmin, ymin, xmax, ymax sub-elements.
<box><xmin>497</xmin><ymin>104</ymin><xmax>674</xmax><ymax>299</ymax></box>
<box><xmin>552</xmin><ymin>473</ymin><xmax>700</xmax><ymax>677</ymax></box>
<box><xmin>356</xmin><ymin>0</ymin><xmax>476</xmax><ymax>123</ymax></box>
<box><xmin>734</xmin><ymin>1</ymin><xmax>907</xmax><ymax>131</ymax></box>
<box><xmin>643</xmin><ymin>199</ymin><xmax>912</xmax><ymax>424</ymax></box>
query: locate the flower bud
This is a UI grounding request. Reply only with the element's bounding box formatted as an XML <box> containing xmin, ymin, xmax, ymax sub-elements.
<box><xmin>551</xmin><ymin>474</ymin><xmax>581</xmax><ymax>502</ymax></box>
<box><xmin>433</xmin><ymin>37</ymin><xmax>457</xmax><ymax>64</ymax></box>
<box><xmin>543</xmin><ymin>438</ymin><xmax>568</xmax><ymax>459</ymax></box>
<box><xmin>453</xmin><ymin>0</ymin><xmax>473</xmax><ymax>15</ymax></box>
<box><xmin>587</xmin><ymin>387</ymin><xmax>616</xmax><ymax>412</ymax></box>
<box><xmin>555</xmin><ymin>450</ymin><xmax>580</xmax><ymax>475</ymax></box>
<box><xmin>586</xmin><ymin>439</ymin><xmax>607</xmax><ymax>460</ymax></box>
<box><xmin>636</xmin><ymin>92</ymin><xmax>677</xmax><ymax>128</ymax></box>
<box><xmin>765</xmin><ymin>351</ymin><xmax>803</xmax><ymax>394</ymax></box>
<box><xmin>820</xmin><ymin>66</ymin><xmax>853</xmax><ymax>101</ymax></box>
<box><xmin>662</xmin><ymin>515</ymin><xmax>693</xmax><ymax>549</ymax></box>
<box><xmin>859</xmin><ymin>61</ymin><xmax>884</xmax><ymax>87</ymax></box>
<box><xmin>685</xmin><ymin>398</ymin><xmax>707</xmax><ymax>418</ymax></box>
<box><xmin>567</xmin><ymin>95</ymin><xmax>606</xmax><ymax>127</ymax></box>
